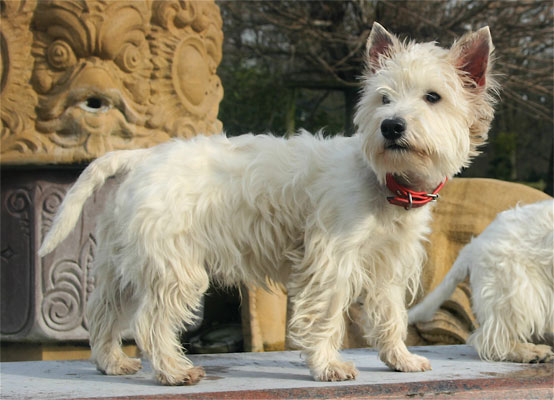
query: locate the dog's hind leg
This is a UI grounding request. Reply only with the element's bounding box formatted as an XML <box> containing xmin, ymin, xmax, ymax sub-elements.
<box><xmin>131</xmin><ymin>257</ymin><xmax>209</xmax><ymax>386</ymax></box>
<box><xmin>360</xmin><ymin>284</ymin><xmax>432</xmax><ymax>372</ymax></box>
<box><xmin>87</xmin><ymin>269</ymin><xmax>142</xmax><ymax>376</ymax></box>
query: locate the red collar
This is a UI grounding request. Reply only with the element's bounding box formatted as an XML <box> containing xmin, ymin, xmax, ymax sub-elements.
<box><xmin>386</xmin><ymin>173</ymin><xmax>447</xmax><ymax>210</ymax></box>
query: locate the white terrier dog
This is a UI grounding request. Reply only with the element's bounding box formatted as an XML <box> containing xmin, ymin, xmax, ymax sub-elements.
<box><xmin>409</xmin><ymin>200</ymin><xmax>554</xmax><ymax>363</ymax></box>
<box><xmin>39</xmin><ymin>23</ymin><xmax>497</xmax><ymax>385</ymax></box>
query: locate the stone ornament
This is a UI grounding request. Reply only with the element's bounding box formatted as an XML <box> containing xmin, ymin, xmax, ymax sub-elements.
<box><xmin>1</xmin><ymin>0</ymin><xmax>223</xmax><ymax>164</ymax></box>
<box><xmin>0</xmin><ymin>0</ymin><xmax>38</xmax><ymax>145</ymax></box>
<box><xmin>1</xmin><ymin>171</ymin><xmax>115</xmax><ymax>341</ymax></box>
<box><xmin>0</xmin><ymin>0</ymin><xmax>223</xmax><ymax>343</ymax></box>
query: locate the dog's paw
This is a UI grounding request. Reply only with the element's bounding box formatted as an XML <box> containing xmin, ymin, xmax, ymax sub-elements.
<box><xmin>156</xmin><ymin>366</ymin><xmax>206</xmax><ymax>386</ymax></box>
<box><xmin>98</xmin><ymin>357</ymin><xmax>142</xmax><ymax>375</ymax></box>
<box><xmin>506</xmin><ymin>343</ymin><xmax>554</xmax><ymax>364</ymax></box>
<box><xmin>315</xmin><ymin>361</ymin><xmax>359</xmax><ymax>382</ymax></box>
<box><xmin>381</xmin><ymin>349</ymin><xmax>432</xmax><ymax>372</ymax></box>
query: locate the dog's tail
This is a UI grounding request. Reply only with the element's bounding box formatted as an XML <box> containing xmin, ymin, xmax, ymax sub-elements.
<box><xmin>38</xmin><ymin>148</ymin><xmax>149</xmax><ymax>257</ymax></box>
<box><xmin>408</xmin><ymin>246</ymin><xmax>472</xmax><ymax>324</ymax></box>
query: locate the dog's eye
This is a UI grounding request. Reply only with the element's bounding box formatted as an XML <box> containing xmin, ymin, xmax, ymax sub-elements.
<box><xmin>425</xmin><ymin>92</ymin><xmax>441</xmax><ymax>104</ymax></box>
<box><xmin>382</xmin><ymin>95</ymin><xmax>391</xmax><ymax>105</ymax></box>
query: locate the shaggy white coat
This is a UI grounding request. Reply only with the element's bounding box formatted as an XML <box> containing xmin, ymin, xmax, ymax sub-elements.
<box><xmin>39</xmin><ymin>23</ymin><xmax>497</xmax><ymax>385</ymax></box>
<box><xmin>409</xmin><ymin>200</ymin><xmax>554</xmax><ymax>363</ymax></box>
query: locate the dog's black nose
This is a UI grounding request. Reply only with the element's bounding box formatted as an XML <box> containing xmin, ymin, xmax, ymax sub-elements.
<box><xmin>381</xmin><ymin>118</ymin><xmax>406</xmax><ymax>141</ymax></box>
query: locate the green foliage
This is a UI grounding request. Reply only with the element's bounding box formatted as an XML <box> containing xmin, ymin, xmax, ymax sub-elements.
<box><xmin>294</xmin><ymin>89</ymin><xmax>347</xmax><ymax>136</ymax></box>
<box><xmin>218</xmin><ymin>64</ymin><xmax>290</xmax><ymax>137</ymax></box>
<box><xmin>218</xmin><ymin>64</ymin><xmax>348</xmax><ymax>137</ymax></box>
<box><xmin>488</xmin><ymin>132</ymin><xmax>517</xmax><ymax>181</ymax></box>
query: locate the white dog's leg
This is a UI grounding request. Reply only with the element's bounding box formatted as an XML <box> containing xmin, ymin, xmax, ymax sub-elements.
<box><xmin>288</xmin><ymin>277</ymin><xmax>359</xmax><ymax>382</ymax></box>
<box><xmin>132</xmin><ymin>300</ymin><xmax>205</xmax><ymax>385</ymax></box>
<box><xmin>129</xmin><ymin>253</ymin><xmax>209</xmax><ymax>386</ymax></box>
<box><xmin>361</xmin><ymin>285</ymin><xmax>431</xmax><ymax>372</ymax></box>
<box><xmin>87</xmin><ymin>272</ymin><xmax>142</xmax><ymax>376</ymax></box>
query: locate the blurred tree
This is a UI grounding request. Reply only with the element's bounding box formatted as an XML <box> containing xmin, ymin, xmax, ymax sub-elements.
<box><xmin>489</xmin><ymin>132</ymin><xmax>517</xmax><ymax>181</ymax></box>
<box><xmin>217</xmin><ymin>0</ymin><xmax>553</xmax><ymax>189</ymax></box>
<box><xmin>218</xmin><ymin>65</ymin><xmax>289</xmax><ymax>136</ymax></box>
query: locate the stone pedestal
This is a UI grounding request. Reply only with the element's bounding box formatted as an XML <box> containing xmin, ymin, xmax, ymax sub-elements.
<box><xmin>1</xmin><ymin>167</ymin><xmax>114</xmax><ymax>341</ymax></box>
<box><xmin>0</xmin><ymin>0</ymin><xmax>223</xmax><ymax>356</ymax></box>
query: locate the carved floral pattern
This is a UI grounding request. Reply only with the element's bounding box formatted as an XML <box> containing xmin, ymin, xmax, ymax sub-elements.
<box><xmin>41</xmin><ymin>234</ymin><xmax>96</xmax><ymax>332</ymax></box>
<box><xmin>37</xmin><ymin>183</ymin><xmax>96</xmax><ymax>333</ymax></box>
<box><xmin>1</xmin><ymin>0</ymin><xmax>223</xmax><ymax>164</ymax></box>
<box><xmin>41</xmin><ymin>259</ymin><xmax>83</xmax><ymax>332</ymax></box>
<box><xmin>40</xmin><ymin>186</ymin><xmax>65</xmax><ymax>239</ymax></box>
<box><xmin>1</xmin><ymin>175</ymin><xmax>110</xmax><ymax>340</ymax></box>
<box><xmin>5</xmin><ymin>188</ymin><xmax>32</xmax><ymax>237</ymax></box>
<box><xmin>149</xmin><ymin>0</ymin><xmax>223</xmax><ymax>136</ymax></box>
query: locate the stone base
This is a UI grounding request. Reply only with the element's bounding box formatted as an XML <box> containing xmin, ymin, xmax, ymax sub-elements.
<box><xmin>0</xmin><ymin>342</ymin><xmax>139</xmax><ymax>362</ymax></box>
<box><xmin>1</xmin><ymin>166</ymin><xmax>115</xmax><ymax>342</ymax></box>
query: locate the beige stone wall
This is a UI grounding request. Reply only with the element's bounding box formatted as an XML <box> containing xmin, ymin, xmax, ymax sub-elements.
<box><xmin>1</xmin><ymin>0</ymin><xmax>223</xmax><ymax>164</ymax></box>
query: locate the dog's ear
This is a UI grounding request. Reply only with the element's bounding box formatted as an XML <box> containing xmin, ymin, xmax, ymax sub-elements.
<box><xmin>366</xmin><ymin>22</ymin><xmax>395</xmax><ymax>73</ymax></box>
<box><xmin>451</xmin><ymin>26</ymin><xmax>493</xmax><ymax>88</ymax></box>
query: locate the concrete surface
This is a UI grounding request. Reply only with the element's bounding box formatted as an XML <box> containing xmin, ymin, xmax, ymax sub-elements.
<box><xmin>0</xmin><ymin>345</ymin><xmax>552</xmax><ymax>399</ymax></box>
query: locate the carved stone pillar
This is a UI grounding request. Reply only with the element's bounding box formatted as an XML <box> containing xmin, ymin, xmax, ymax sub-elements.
<box><xmin>1</xmin><ymin>168</ymin><xmax>113</xmax><ymax>341</ymax></box>
<box><xmin>1</xmin><ymin>0</ymin><xmax>223</xmax><ymax>345</ymax></box>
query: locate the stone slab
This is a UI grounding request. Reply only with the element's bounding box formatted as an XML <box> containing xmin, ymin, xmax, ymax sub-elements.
<box><xmin>0</xmin><ymin>167</ymin><xmax>112</xmax><ymax>342</ymax></box>
<box><xmin>1</xmin><ymin>345</ymin><xmax>552</xmax><ymax>399</ymax></box>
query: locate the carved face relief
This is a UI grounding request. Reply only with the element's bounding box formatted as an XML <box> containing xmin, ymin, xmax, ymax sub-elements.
<box><xmin>1</xmin><ymin>0</ymin><xmax>224</xmax><ymax>164</ymax></box>
<box><xmin>30</xmin><ymin>0</ymin><xmax>169</xmax><ymax>159</ymax></box>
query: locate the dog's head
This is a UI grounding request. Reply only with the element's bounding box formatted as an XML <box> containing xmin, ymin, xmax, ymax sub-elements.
<box><xmin>354</xmin><ymin>23</ymin><xmax>498</xmax><ymax>186</ymax></box>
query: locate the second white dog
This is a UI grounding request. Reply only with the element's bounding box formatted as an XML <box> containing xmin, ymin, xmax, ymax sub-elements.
<box><xmin>409</xmin><ymin>200</ymin><xmax>554</xmax><ymax>363</ymax></box>
<box><xmin>39</xmin><ymin>23</ymin><xmax>497</xmax><ymax>385</ymax></box>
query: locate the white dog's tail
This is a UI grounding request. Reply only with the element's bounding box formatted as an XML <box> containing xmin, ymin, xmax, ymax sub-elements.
<box><xmin>38</xmin><ymin>149</ymin><xmax>149</xmax><ymax>257</ymax></box>
<box><xmin>408</xmin><ymin>247</ymin><xmax>472</xmax><ymax>324</ymax></box>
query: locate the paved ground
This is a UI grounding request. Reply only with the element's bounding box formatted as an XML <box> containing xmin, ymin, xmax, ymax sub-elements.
<box><xmin>1</xmin><ymin>345</ymin><xmax>552</xmax><ymax>399</ymax></box>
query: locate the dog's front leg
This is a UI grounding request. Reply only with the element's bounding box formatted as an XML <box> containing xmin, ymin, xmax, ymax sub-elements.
<box><xmin>288</xmin><ymin>278</ymin><xmax>359</xmax><ymax>382</ymax></box>
<box><xmin>360</xmin><ymin>284</ymin><xmax>431</xmax><ymax>372</ymax></box>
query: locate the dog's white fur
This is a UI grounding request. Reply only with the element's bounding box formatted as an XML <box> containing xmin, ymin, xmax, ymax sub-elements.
<box><xmin>409</xmin><ymin>200</ymin><xmax>554</xmax><ymax>363</ymax></box>
<box><xmin>39</xmin><ymin>23</ymin><xmax>497</xmax><ymax>385</ymax></box>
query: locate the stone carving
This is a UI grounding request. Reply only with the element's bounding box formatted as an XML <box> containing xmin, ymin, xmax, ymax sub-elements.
<box><xmin>40</xmin><ymin>187</ymin><xmax>65</xmax><ymax>239</ymax></box>
<box><xmin>1</xmin><ymin>184</ymin><xmax>34</xmax><ymax>336</ymax></box>
<box><xmin>41</xmin><ymin>234</ymin><xmax>96</xmax><ymax>333</ymax></box>
<box><xmin>149</xmin><ymin>0</ymin><xmax>223</xmax><ymax>137</ymax></box>
<box><xmin>5</xmin><ymin>189</ymin><xmax>33</xmax><ymax>237</ymax></box>
<box><xmin>39</xmin><ymin>185</ymin><xmax>96</xmax><ymax>333</ymax></box>
<box><xmin>30</xmin><ymin>0</ymin><xmax>159</xmax><ymax>160</ymax></box>
<box><xmin>1</xmin><ymin>0</ymin><xmax>223</xmax><ymax>164</ymax></box>
<box><xmin>1</xmin><ymin>1</ymin><xmax>223</xmax><ymax>346</ymax></box>
<box><xmin>0</xmin><ymin>170</ymin><xmax>117</xmax><ymax>341</ymax></box>
<box><xmin>0</xmin><ymin>0</ymin><xmax>38</xmax><ymax>147</ymax></box>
